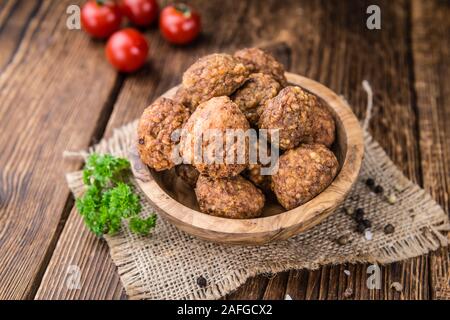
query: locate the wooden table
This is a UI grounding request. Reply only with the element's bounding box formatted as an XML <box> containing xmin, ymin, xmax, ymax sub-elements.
<box><xmin>0</xmin><ymin>0</ymin><xmax>448</xmax><ymax>300</ymax></box>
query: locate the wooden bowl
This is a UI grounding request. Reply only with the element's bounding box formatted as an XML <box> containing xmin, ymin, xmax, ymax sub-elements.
<box><xmin>130</xmin><ymin>73</ymin><xmax>364</xmax><ymax>245</ymax></box>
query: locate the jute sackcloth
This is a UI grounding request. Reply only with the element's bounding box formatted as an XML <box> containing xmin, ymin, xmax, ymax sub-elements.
<box><xmin>65</xmin><ymin>82</ymin><xmax>450</xmax><ymax>300</ymax></box>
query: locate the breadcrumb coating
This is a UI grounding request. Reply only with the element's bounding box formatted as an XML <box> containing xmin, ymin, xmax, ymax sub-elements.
<box><xmin>272</xmin><ymin>144</ymin><xmax>339</xmax><ymax>210</ymax></box>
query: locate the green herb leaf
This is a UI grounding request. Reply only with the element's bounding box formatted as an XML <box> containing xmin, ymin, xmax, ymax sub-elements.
<box><xmin>76</xmin><ymin>153</ymin><xmax>156</xmax><ymax>237</ymax></box>
<box><xmin>82</xmin><ymin>153</ymin><xmax>130</xmax><ymax>188</ymax></box>
<box><xmin>129</xmin><ymin>215</ymin><xmax>157</xmax><ymax>236</ymax></box>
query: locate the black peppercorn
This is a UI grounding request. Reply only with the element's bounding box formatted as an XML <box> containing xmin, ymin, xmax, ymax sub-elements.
<box><xmin>362</xmin><ymin>219</ymin><xmax>372</xmax><ymax>228</ymax></box>
<box><xmin>366</xmin><ymin>178</ymin><xmax>375</xmax><ymax>187</ymax></box>
<box><xmin>384</xmin><ymin>224</ymin><xmax>395</xmax><ymax>234</ymax></box>
<box><xmin>374</xmin><ymin>185</ymin><xmax>384</xmax><ymax>194</ymax></box>
<box><xmin>356</xmin><ymin>223</ymin><xmax>366</xmax><ymax>233</ymax></box>
<box><xmin>336</xmin><ymin>235</ymin><xmax>350</xmax><ymax>245</ymax></box>
<box><xmin>138</xmin><ymin>138</ymin><xmax>145</xmax><ymax>145</ymax></box>
<box><xmin>354</xmin><ymin>208</ymin><xmax>364</xmax><ymax>221</ymax></box>
<box><xmin>197</xmin><ymin>276</ymin><xmax>207</xmax><ymax>288</ymax></box>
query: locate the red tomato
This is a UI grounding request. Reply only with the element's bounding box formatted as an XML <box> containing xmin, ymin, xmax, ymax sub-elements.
<box><xmin>81</xmin><ymin>1</ymin><xmax>122</xmax><ymax>39</ymax></box>
<box><xmin>106</xmin><ymin>28</ymin><xmax>149</xmax><ymax>72</ymax></box>
<box><xmin>120</xmin><ymin>0</ymin><xmax>159</xmax><ymax>27</ymax></box>
<box><xmin>159</xmin><ymin>3</ymin><xmax>201</xmax><ymax>45</ymax></box>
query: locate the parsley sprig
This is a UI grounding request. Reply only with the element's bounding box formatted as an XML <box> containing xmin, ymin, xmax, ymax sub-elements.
<box><xmin>76</xmin><ymin>153</ymin><xmax>156</xmax><ymax>237</ymax></box>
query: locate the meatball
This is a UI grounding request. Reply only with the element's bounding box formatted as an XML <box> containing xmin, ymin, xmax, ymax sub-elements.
<box><xmin>272</xmin><ymin>144</ymin><xmax>339</xmax><ymax>210</ymax></box>
<box><xmin>195</xmin><ymin>175</ymin><xmax>265</xmax><ymax>219</ymax></box>
<box><xmin>259</xmin><ymin>86</ymin><xmax>319</xmax><ymax>150</ymax></box>
<box><xmin>175</xmin><ymin>53</ymin><xmax>250</xmax><ymax>111</ymax></box>
<box><xmin>244</xmin><ymin>137</ymin><xmax>277</xmax><ymax>192</ymax></box>
<box><xmin>234</xmin><ymin>48</ymin><xmax>288</xmax><ymax>86</ymax></box>
<box><xmin>137</xmin><ymin>98</ymin><xmax>190</xmax><ymax>171</ymax></box>
<box><xmin>302</xmin><ymin>105</ymin><xmax>336</xmax><ymax>147</ymax></box>
<box><xmin>246</xmin><ymin>163</ymin><xmax>272</xmax><ymax>192</ymax></box>
<box><xmin>175</xmin><ymin>164</ymin><xmax>200</xmax><ymax>187</ymax></box>
<box><xmin>179</xmin><ymin>96</ymin><xmax>251</xmax><ymax>178</ymax></box>
<box><xmin>231</xmin><ymin>73</ymin><xmax>281</xmax><ymax>126</ymax></box>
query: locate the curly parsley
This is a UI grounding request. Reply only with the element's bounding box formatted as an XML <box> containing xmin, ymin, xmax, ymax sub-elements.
<box><xmin>76</xmin><ymin>153</ymin><xmax>156</xmax><ymax>237</ymax></box>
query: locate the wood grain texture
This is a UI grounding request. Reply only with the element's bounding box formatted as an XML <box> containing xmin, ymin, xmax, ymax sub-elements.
<box><xmin>21</xmin><ymin>0</ymin><xmax>447</xmax><ymax>299</ymax></box>
<box><xmin>411</xmin><ymin>0</ymin><xmax>450</xmax><ymax>299</ymax></box>
<box><xmin>0</xmin><ymin>0</ymin><xmax>41</xmax><ymax>72</ymax></box>
<box><xmin>36</xmin><ymin>0</ymin><xmax>254</xmax><ymax>299</ymax></box>
<box><xmin>0</xmin><ymin>0</ymin><xmax>121</xmax><ymax>299</ymax></box>
<box><xmin>232</xmin><ymin>0</ymin><xmax>427</xmax><ymax>300</ymax></box>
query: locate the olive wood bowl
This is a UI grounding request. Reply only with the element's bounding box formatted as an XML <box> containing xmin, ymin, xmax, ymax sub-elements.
<box><xmin>130</xmin><ymin>73</ymin><xmax>364</xmax><ymax>245</ymax></box>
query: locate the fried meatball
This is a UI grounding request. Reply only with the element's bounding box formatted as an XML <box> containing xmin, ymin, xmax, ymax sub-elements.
<box><xmin>234</xmin><ymin>48</ymin><xmax>288</xmax><ymax>86</ymax></box>
<box><xmin>259</xmin><ymin>86</ymin><xmax>319</xmax><ymax>150</ymax></box>
<box><xmin>231</xmin><ymin>73</ymin><xmax>281</xmax><ymax>126</ymax></box>
<box><xmin>195</xmin><ymin>175</ymin><xmax>265</xmax><ymax>219</ymax></box>
<box><xmin>272</xmin><ymin>144</ymin><xmax>339</xmax><ymax>210</ymax></box>
<box><xmin>137</xmin><ymin>98</ymin><xmax>190</xmax><ymax>171</ymax></box>
<box><xmin>244</xmin><ymin>137</ymin><xmax>277</xmax><ymax>192</ymax></box>
<box><xmin>180</xmin><ymin>96</ymin><xmax>250</xmax><ymax>178</ymax></box>
<box><xmin>302</xmin><ymin>105</ymin><xmax>336</xmax><ymax>147</ymax></box>
<box><xmin>246</xmin><ymin>163</ymin><xmax>272</xmax><ymax>192</ymax></box>
<box><xmin>175</xmin><ymin>164</ymin><xmax>200</xmax><ymax>187</ymax></box>
<box><xmin>176</xmin><ymin>53</ymin><xmax>250</xmax><ymax>111</ymax></box>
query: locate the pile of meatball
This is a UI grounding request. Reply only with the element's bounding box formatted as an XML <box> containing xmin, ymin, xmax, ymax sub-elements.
<box><xmin>137</xmin><ymin>48</ymin><xmax>339</xmax><ymax>219</ymax></box>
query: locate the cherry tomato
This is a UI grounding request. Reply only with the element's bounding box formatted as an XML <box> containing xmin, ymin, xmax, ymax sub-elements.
<box><xmin>81</xmin><ymin>1</ymin><xmax>122</xmax><ymax>39</ymax></box>
<box><xmin>106</xmin><ymin>28</ymin><xmax>149</xmax><ymax>72</ymax></box>
<box><xmin>159</xmin><ymin>3</ymin><xmax>201</xmax><ymax>45</ymax></box>
<box><xmin>120</xmin><ymin>0</ymin><xmax>159</xmax><ymax>27</ymax></box>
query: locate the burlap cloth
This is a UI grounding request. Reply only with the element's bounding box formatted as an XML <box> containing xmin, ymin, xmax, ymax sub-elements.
<box><xmin>65</xmin><ymin>84</ymin><xmax>449</xmax><ymax>300</ymax></box>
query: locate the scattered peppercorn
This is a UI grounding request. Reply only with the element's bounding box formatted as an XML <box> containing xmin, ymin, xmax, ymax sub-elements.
<box><xmin>391</xmin><ymin>282</ymin><xmax>403</xmax><ymax>292</ymax></box>
<box><xmin>384</xmin><ymin>224</ymin><xmax>395</xmax><ymax>234</ymax></box>
<box><xmin>374</xmin><ymin>185</ymin><xmax>384</xmax><ymax>194</ymax></box>
<box><xmin>356</xmin><ymin>223</ymin><xmax>366</xmax><ymax>233</ymax></box>
<box><xmin>343</xmin><ymin>207</ymin><xmax>354</xmax><ymax>216</ymax></box>
<box><xmin>387</xmin><ymin>194</ymin><xmax>397</xmax><ymax>205</ymax></box>
<box><xmin>362</xmin><ymin>219</ymin><xmax>372</xmax><ymax>228</ymax></box>
<box><xmin>365</xmin><ymin>178</ymin><xmax>375</xmax><ymax>187</ymax></box>
<box><xmin>138</xmin><ymin>138</ymin><xmax>145</xmax><ymax>145</ymax></box>
<box><xmin>354</xmin><ymin>208</ymin><xmax>364</xmax><ymax>221</ymax></box>
<box><xmin>197</xmin><ymin>276</ymin><xmax>207</xmax><ymax>288</ymax></box>
<box><xmin>343</xmin><ymin>287</ymin><xmax>353</xmax><ymax>298</ymax></box>
<box><xmin>336</xmin><ymin>235</ymin><xmax>350</xmax><ymax>245</ymax></box>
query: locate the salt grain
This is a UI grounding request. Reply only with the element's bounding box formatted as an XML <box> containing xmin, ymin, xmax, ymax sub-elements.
<box><xmin>344</xmin><ymin>270</ymin><xmax>351</xmax><ymax>276</ymax></box>
<box><xmin>285</xmin><ymin>294</ymin><xmax>292</xmax><ymax>300</ymax></box>
<box><xmin>364</xmin><ymin>230</ymin><xmax>373</xmax><ymax>241</ymax></box>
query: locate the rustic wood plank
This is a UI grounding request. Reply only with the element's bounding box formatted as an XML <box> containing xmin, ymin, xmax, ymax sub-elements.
<box><xmin>270</xmin><ymin>0</ymin><xmax>426</xmax><ymax>300</ymax></box>
<box><xmin>37</xmin><ymin>0</ymin><xmax>437</xmax><ymax>300</ymax></box>
<box><xmin>0</xmin><ymin>0</ymin><xmax>122</xmax><ymax>299</ymax></box>
<box><xmin>36</xmin><ymin>0</ymin><xmax>254</xmax><ymax>299</ymax></box>
<box><xmin>411</xmin><ymin>0</ymin><xmax>450</xmax><ymax>300</ymax></box>
<box><xmin>0</xmin><ymin>0</ymin><xmax>42</xmax><ymax>72</ymax></box>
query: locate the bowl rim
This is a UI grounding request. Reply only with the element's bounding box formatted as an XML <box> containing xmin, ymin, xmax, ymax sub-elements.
<box><xmin>131</xmin><ymin>73</ymin><xmax>364</xmax><ymax>238</ymax></box>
